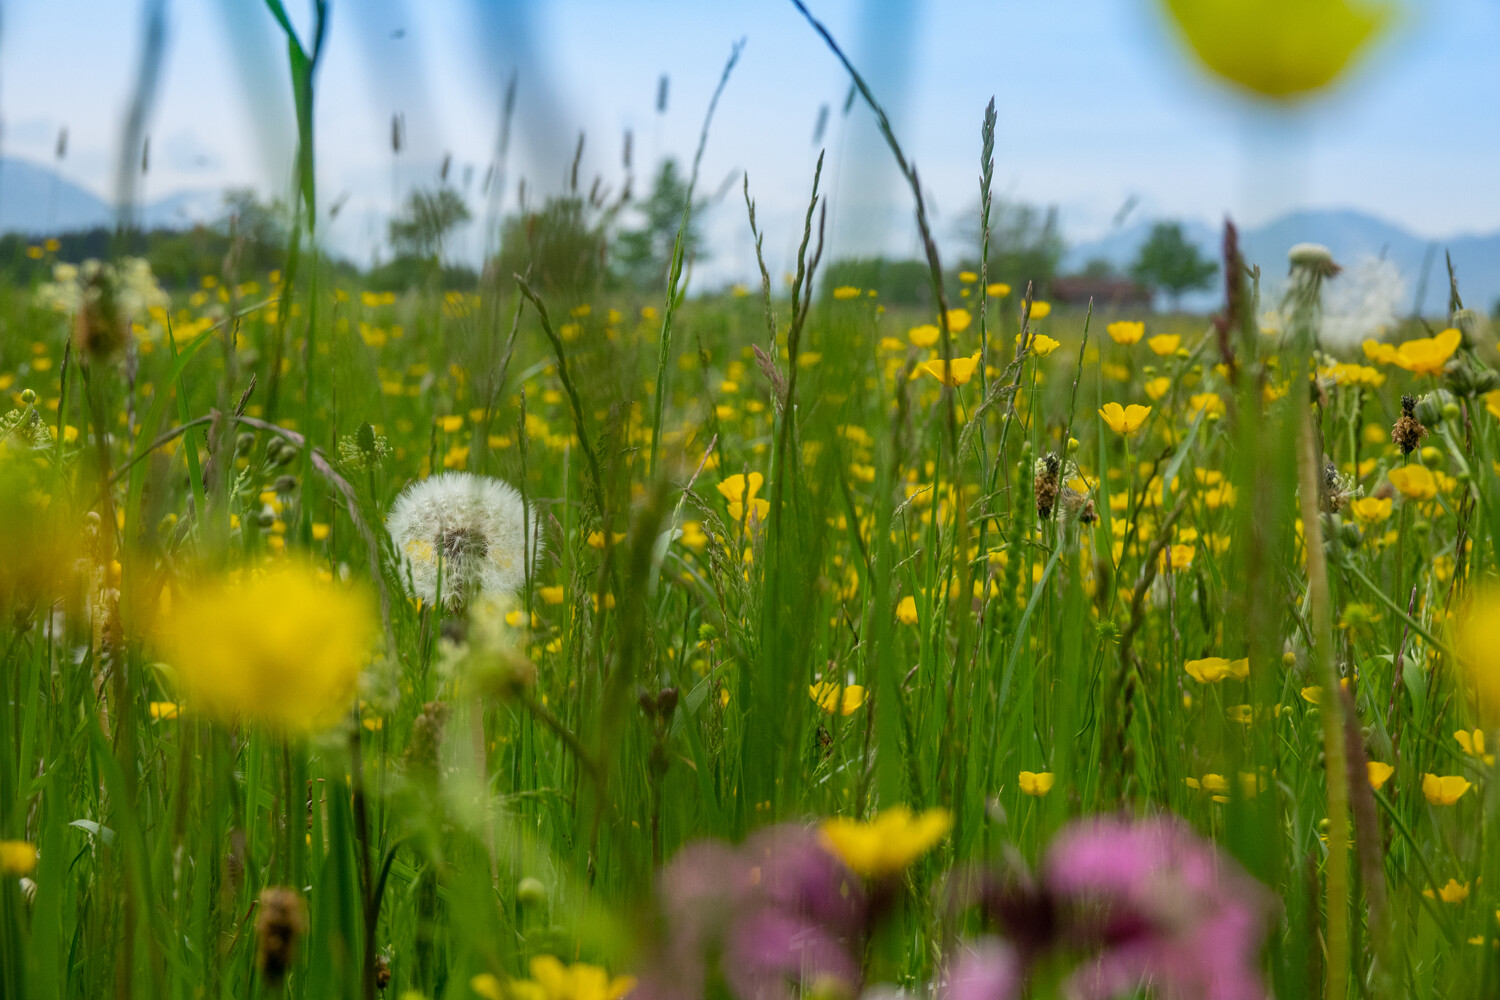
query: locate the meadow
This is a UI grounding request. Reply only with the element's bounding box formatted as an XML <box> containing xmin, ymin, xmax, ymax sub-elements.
<box><xmin>4</xmin><ymin>4</ymin><xmax>1500</xmax><ymax>1000</ymax></box>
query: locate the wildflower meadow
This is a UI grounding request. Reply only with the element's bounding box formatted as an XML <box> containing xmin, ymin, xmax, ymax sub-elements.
<box><xmin>3</xmin><ymin>2</ymin><xmax>1499</xmax><ymax>999</ymax></box>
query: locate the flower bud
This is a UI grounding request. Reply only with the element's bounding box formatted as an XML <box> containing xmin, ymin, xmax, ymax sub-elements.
<box><xmin>254</xmin><ymin>886</ymin><xmax>308</xmax><ymax>986</ymax></box>
<box><xmin>516</xmin><ymin>876</ymin><xmax>548</xmax><ymax>907</ymax></box>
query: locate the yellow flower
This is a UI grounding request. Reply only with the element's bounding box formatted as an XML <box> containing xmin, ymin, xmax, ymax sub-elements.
<box><xmin>1018</xmin><ymin>771</ymin><xmax>1055</xmax><ymax>796</ymax></box>
<box><xmin>1362</xmin><ymin>339</ymin><xmax>1399</xmax><ymax>365</ymax></box>
<box><xmin>1392</xmin><ymin>328</ymin><xmax>1462</xmax><ymax>376</ymax></box>
<box><xmin>149</xmin><ymin>701</ymin><xmax>181</xmax><ymax>721</ymax></box>
<box><xmin>810</xmin><ymin>682</ymin><xmax>866</xmax><ymax>716</ymax></box>
<box><xmin>1349</xmin><ymin>496</ymin><xmax>1392</xmax><ymax>523</ymax></box>
<box><xmin>1458</xmin><ymin>589</ymin><xmax>1500</xmax><ymax>722</ymax></box>
<box><xmin>439</xmin><ymin>414</ymin><xmax>464</xmax><ymax>433</ymax></box>
<box><xmin>1455</xmin><ymin>729</ymin><xmax>1496</xmax><ymax>765</ymax></box>
<box><xmin>917</xmin><ymin>352</ymin><xmax>981</xmax><ymax>387</ymax></box>
<box><xmin>1424</xmin><ymin>878</ymin><xmax>1471</xmax><ymax>904</ymax></box>
<box><xmin>986</xmin><ymin>283</ymin><xmax>1011</xmax><ymax>298</ymax></box>
<box><xmin>1106</xmin><ymin>320</ymin><xmax>1144</xmax><ymax>345</ymax></box>
<box><xmin>161</xmin><ymin>561</ymin><xmax>376</xmax><ymax>733</ymax></box>
<box><xmin>508</xmin><ymin>956</ymin><xmax>636</xmax><ymax>1000</ymax></box>
<box><xmin>958</xmin><ymin>270</ymin><xmax>978</xmax><ymax>283</ymax></box>
<box><xmin>718</xmin><ymin>472</ymin><xmax>770</xmax><ymax>523</ymax></box>
<box><xmin>1186</xmin><ymin>773</ymin><xmax>1231</xmax><ymax>802</ymax></box>
<box><xmin>1187</xmin><ymin>392</ymin><xmax>1224</xmax><ymax>418</ymax></box>
<box><xmin>1147</xmin><ymin>334</ymin><xmax>1181</xmax><ymax>356</ymax></box>
<box><xmin>1486</xmin><ymin>389</ymin><xmax>1500</xmax><ymax>422</ymax></box>
<box><xmin>1144</xmin><ymin>376</ymin><xmax>1171</xmax><ymax>401</ymax></box>
<box><xmin>1184</xmin><ymin>656</ymin><xmax>1249</xmax><ymax>683</ymax></box>
<box><xmin>472</xmin><ymin>974</ymin><xmax>507</xmax><ymax>1000</ymax></box>
<box><xmin>1029</xmin><ymin>301</ymin><xmax>1052</xmax><ymax>319</ymax></box>
<box><xmin>1162</xmin><ymin>544</ymin><xmax>1195</xmax><ymax>571</ymax></box>
<box><xmin>832</xmin><ymin>286</ymin><xmax>861</xmax><ymax>300</ymax></box>
<box><xmin>908</xmin><ymin>324</ymin><xmax>940</xmax><ymax>347</ymax></box>
<box><xmin>896</xmin><ymin>595</ymin><xmax>919</xmax><ymax>625</ymax></box>
<box><xmin>819</xmin><ymin>805</ymin><xmax>952</xmax><ymax>878</ymax></box>
<box><xmin>1367</xmin><ymin>761</ymin><xmax>1394</xmax><ymax>790</ymax></box>
<box><xmin>947</xmin><ymin>308</ymin><xmax>972</xmax><ymax>333</ymax></box>
<box><xmin>1159</xmin><ymin>0</ymin><xmax>1391</xmax><ymax>100</ymax></box>
<box><xmin>1422</xmin><ymin>773</ymin><xmax>1472</xmax><ymax>805</ymax></box>
<box><xmin>539</xmin><ymin>585</ymin><xmax>566</xmax><ymax>605</ymax></box>
<box><xmin>0</xmin><ymin>840</ymin><xmax>38</xmax><ymax>876</ymax></box>
<box><xmin>1016</xmin><ymin>333</ymin><xmax>1060</xmax><ymax>357</ymax></box>
<box><xmin>1387</xmin><ymin>464</ymin><xmax>1436</xmax><ymax>500</ymax></box>
<box><xmin>1098</xmin><ymin>402</ymin><xmax>1151</xmax><ymax>435</ymax></box>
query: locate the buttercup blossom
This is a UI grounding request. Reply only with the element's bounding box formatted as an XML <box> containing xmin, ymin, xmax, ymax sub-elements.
<box><xmin>161</xmin><ymin>561</ymin><xmax>377</xmax><ymax>733</ymax></box>
<box><xmin>1147</xmin><ymin>334</ymin><xmax>1181</xmax><ymax>356</ymax></box>
<box><xmin>1018</xmin><ymin>771</ymin><xmax>1055</xmax><ymax>796</ymax></box>
<box><xmin>1388</xmin><ymin>464</ymin><xmax>1437</xmax><ymax>500</ymax></box>
<box><xmin>1390</xmin><ymin>328</ymin><xmax>1462</xmax><ymax>376</ymax></box>
<box><xmin>1422</xmin><ymin>773</ymin><xmax>1471</xmax><ymax>805</ymax></box>
<box><xmin>1106</xmin><ymin>321</ymin><xmax>1144</xmax><ymax>345</ymax></box>
<box><xmin>1098</xmin><ymin>402</ymin><xmax>1151</xmax><ymax>435</ymax></box>
<box><xmin>810</xmin><ymin>682</ymin><xmax>866</xmax><ymax>716</ymax></box>
<box><xmin>819</xmin><ymin>806</ymin><xmax>952</xmax><ymax>878</ymax></box>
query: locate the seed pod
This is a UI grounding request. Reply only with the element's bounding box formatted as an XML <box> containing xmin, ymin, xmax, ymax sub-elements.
<box><xmin>1392</xmin><ymin>395</ymin><xmax>1427</xmax><ymax>456</ymax></box>
<box><xmin>374</xmin><ymin>955</ymin><xmax>392</xmax><ymax>991</ymax></box>
<box><xmin>254</xmin><ymin>886</ymin><xmax>308</xmax><ymax>986</ymax></box>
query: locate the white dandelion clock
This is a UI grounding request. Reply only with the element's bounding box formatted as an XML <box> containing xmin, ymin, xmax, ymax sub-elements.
<box><xmin>386</xmin><ymin>472</ymin><xmax>541</xmax><ymax>611</ymax></box>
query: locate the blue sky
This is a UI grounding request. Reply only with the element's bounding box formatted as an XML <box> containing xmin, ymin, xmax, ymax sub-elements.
<box><xmin>3</xmin><ymin>0</ymin><xmax>1497</xmax><ymax>278</ymax></box>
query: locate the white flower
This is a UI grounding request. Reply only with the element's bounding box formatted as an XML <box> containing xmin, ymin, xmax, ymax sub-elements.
<box><xmin>386</xmin><ymin>472</ymin><xmax>541</xmax><ymax>610</ymax></box>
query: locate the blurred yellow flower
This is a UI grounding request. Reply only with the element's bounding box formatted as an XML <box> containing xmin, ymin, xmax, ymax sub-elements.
<box><xmin>1349</xmin><ymin>496</ymin><xmax>1392</xmax><ymax>523</ymax></box>
<box><xmin>1387</xmin><ymin>464</ymin><xmax>1436</xmax><ymax>500</ymax></box>
<box><xmin>819</xmin><ymin>805</ymin><xmax>952</xmax><ymax>877</ymax></box>
<box><xmin>1392</xmin><ymin>328</ymin><xmax>1461</xmax><ymax>376</ymax></box>
<box><xmin>1098</xmin><ymin>402</ymin><xmax>1151</xmax><ymax>435</ymax></box>
<box><xmin>1455</xmin><ymin>729</ymin><xmax>1494</xmax><ymax>765</ymax></box>
<box><xmin>986</xmin><ymin>282</ymin><xmax>1011</xmax><ymax>298</ymax></box>
<box><xmin>1162</xmin><ymin>544</ymin><xmax>1195</xmax><ymax>570</ymax></box>
<box><xmin>1147</xmin><ymin>334</ymin><xmax>1181</xmax><ymax>356</ymax></box>
<box><xmin>896</xmin><ymin>594</ymin><xmax>919</xmax><ymax>625</ymax></box>
<box><xmin>0</xmin><ymin>840</ymin><xmax>37</xmax><ymax>876</ymax></box>
<box><xmin>1018</xmin><ymin>771</ymin><xmax>1055</xmax><ymax>796</ymax></box>
<box><xmin>149</xmin><ymin>701</ymin><xmax>180</xmax><ymax>721</ymax></box>
<box><xmin>1422</xmin><ymin>773</ymin><xmax>1471</xmax><ymax>805</ymax></box>
<box><xmin>810</xmin><ymin>682</ymin><xmax>866</xmax><ymax>715</ymax></box>
<box><xmin>832</xmin><ymin>286</ymin><xmax>861</xmax><ymax>300</ymax></box>
<box><xmin>947</xmin><ymin>308</ymin><xmax>973</xmax><ymax>333</ymax></box>
<box><xmin>1016</xmin><ymin>333</ymin><xmax>1060</xmax><ymax>357</ymax></box>
<box><xmin>917</xmin><ymin>352</ymin><xmax>981</xmax><ymax>386</ymax></box>
<box><xmin>958</xmin><ymin>271</ymin><xmax>978</xmax><ymax>283</ymax></box>
<box><xmin>718</xmin><ymin>472</ymin><xmax>770</xmax><ymax>523</ymax></box>
<box><xmin>909</xmin><ymin>324</ymin><xmax>940</xmax><ymax>347</ymax></box>
<box><xmin>1159</xmin><ymin>0</ymin><xmax>1392</xmax><ymax>100</ymax></box>
<box><xmin>1367</xmin><ymin>761</ymin><xmax>1394</xmax><ymax>790</ymax></box>
<box><xmin>161</xmin><ymin>561</ymin><xmax>377</xmax><ymax>733</ymax></box>
<box><xmin>1458</xmin><ymin>588</ymin><xmax>1500</xmax><ymax>722</ymax></box>
<box><xmin>1106</xmin><ymin>320</ymin><xmax>1144</xmax><ymax>345</ymax></box>
<box><xmin>507</xmin><ymin>956</ymin><xmax>636</xmax><ymax>1000</ymax></box>
<box><xmin>1144</xmin><ymin>376</ymin><xmax>1171</xmax><ymax>401</ymax></box>
<box><xmin>1424</xmin><ymin>878</ymin><xmax>1470</xmax><ymax>904</ymax></box>
<box><xmin>1029</xmin><ymin>301</ymin><xmax>1052</xmax><ymax>320</ymax></box>
<box><xmin>1184</xmin><ymin>656</ymin><xmax>1249</xmax><ymax>683</ymax></box>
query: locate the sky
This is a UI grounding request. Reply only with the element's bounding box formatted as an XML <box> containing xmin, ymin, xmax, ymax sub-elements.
<box><xmin>2</xmin><ymin>0</ymin><xmax>1497</xmax><ymax>283</ymax></box>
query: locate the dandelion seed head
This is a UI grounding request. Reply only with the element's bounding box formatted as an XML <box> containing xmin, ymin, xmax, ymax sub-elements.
<box><xmin>387</xmin><ymin>471</ymin><xmax>541</xmax><ymax>610</ymax></box>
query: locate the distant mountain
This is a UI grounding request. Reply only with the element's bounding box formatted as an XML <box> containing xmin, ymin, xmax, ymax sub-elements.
<box><xmin>0</xmin><ymin>157</ymin><xmax>219</xmax><ymax>235</ymax></box>
<box><xmin>1066</xmin><ymin>209</ymin><xmax>1500</xmax><ymax>315</ymax></box>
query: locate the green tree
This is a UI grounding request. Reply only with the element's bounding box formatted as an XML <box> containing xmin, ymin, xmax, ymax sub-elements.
<box><xmin>954</xmin><ymin>201</ymin><xmax>1064</xmax><ymax>297</ymax></box>
<box><xmin>389</xmin><ymin>186</ymin><xmax>471</xmax><ymax>264</ymax></box>
<box><xmin>614</xmin><ymin>159</ymin><xmax>706</xmax><ymax>291</ymax></box>
<box><xmin>493</xmin><ymin>196</ymin><xmax>607</xmax><ymax>297</ymax></box>
<box><xmin>1130</xmin><ymin>222</ymin><xmax>1217</xmax><ymax>310</ymax></box>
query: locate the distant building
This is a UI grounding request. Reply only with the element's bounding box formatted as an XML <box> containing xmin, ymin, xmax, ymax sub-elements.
<box><xmin>1050</xmin><ymin>275</ymin><xmax>1153</xmax><ymax>308</ymax></box>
